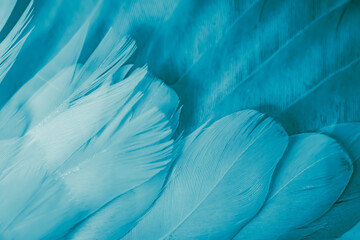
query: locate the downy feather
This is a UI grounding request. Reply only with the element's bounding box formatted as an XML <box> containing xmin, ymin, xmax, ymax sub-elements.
<box><xmin>123</xmin><ymin>110</ymin><xmax>288</xmax><ymax>240</ymax></box>
<box><xmin>234</xmin><ymin>133</ymin><xmax>353</xmax><ymax>240</ymax></box>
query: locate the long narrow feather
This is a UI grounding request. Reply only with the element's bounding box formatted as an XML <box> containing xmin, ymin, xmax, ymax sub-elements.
<box><xmin>0</xmin><ymin>0</ymin><xmax>16</xmax><ymax>32</ymax></box>
<box><xmin>234</xmin><ymin>133</ymin><xmax>353</xmax><ymax>240</ymax></box>
<box><xmin>123</xmin><ymin>110</ymin><xmax>288</xmax><ymax>239</ymax></box>
<box><xmin>0</xmin><ymin>7</ymin><xmax>91</xmax><ymax>139</ymax></box>
<box><xmin>76</xmin><ymin>0</ymin><xmax>182</xmax><ymax>73</ymax></box>
<box><xmin>278</xmin><ymin>62</ymin><xmax>360</xmax><ymax>134</ymax></box>
<box><xmin>0</xmin><ymin>0</ymin><xmax>33</xmax><ymax>83</ymax></box>
<box><xmin>0</xmin><ymin>27</ymin><xmax>134</xmax><ymax>139</ymax></box>
<box><xmin>147</xmin><ymin>0</ymin><xmax>257</xmax><ymax>84</ymax></box>
<box><xmin>0</xmin><ymin>0</ymin><xmax>101</xmax><ymax>101</ymax></box>
<box><xmin>212</xmin><ymin>0</ymin><xmax>359</xmax><ymax>134</ymax></box>
<box><xmin>170</xmin><ymin>0</ymin><xmax>355</xmax><ymax>134</ymax></box>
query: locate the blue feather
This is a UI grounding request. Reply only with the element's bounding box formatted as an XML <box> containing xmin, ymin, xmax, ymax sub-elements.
<box><xmin>170</xmin><ymin>0</ymin><xmax>351</xmax><ymax>134</ymax></box>
<box><xmin>234</xmin><ymin>133</ymin><xmax>353</xmax><ymax>240</ymax></box>
<box><xmin>0</xmin><ymin>0</ymin><xmax>360</xmax><ymax>239</ymax></box>
<box><xmin>64</xmin><ymin>80</ymin><xmax>180</xmax><ymax>240</ymax></box>
<box><xmin>0</xmin><ymin>0</ymin><xmax>33</xmax><ymax>84</ymax></box>
<box><xmin>147</xmin><ymin>0</ymin><xmax>256</xmax><ymax>84</ymax></box>
<box><xmin>298</xmin><ymin>123</ymin><xmax>360</xmax><ymax>239</ymax></box>
<box><xmin>0</xmin><ymin>35</ymin><xmax>179</xmax><ymax>238</ymax></box>
<box><xmin>123</xmin><ymin>110</ymin><xmax>288</xmax><ymax>239</ymax></box>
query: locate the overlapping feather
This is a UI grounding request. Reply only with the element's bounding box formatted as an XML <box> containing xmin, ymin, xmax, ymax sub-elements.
<box><xmin>0</xmin><ymin>0</ymin><xmax>360</xmax><ymax>239</ymax></box>
<box><xmin>299</xmin><ymin>123</ymin><xmax>360</xmax><ymax>239</ymax></box>
<box><xmin>234</xmin><ymin>133</ymin><xmax>353</xmax><ymax>239</ymax></box>
<box><xmin>0</xmin><ymin>15</ymin><xmax>179</xmax><ymax>238</ymax></box>
<box><xmin>124</xmin><ymin>110</ymin><xmax>288</xmax><ymax>239</ymax></box>
<box><xmin>0</xmin><ymin>0</ymin><xmax>33</xmax><ymax>84</ymax></box>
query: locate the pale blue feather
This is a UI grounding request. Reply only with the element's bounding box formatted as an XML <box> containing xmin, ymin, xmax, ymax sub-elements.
<box><xmin>123</xmin><ymin>110</ymin><xmax>288</xmax><ymax>240</ymax></box>
<box><xmin>234</xmin><ymin>133</ymin><xmax>353</xmax><ymax>240</ymax></box>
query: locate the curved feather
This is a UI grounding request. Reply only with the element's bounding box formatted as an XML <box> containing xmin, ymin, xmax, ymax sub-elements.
<box><xmin>0</xmin><ymin>68</ymin><xmax>145</xmax><ymax>222</ymax></box>
<box><xmin>297</xmin><ymin>123</ymin><xmax>360</xmax><ymax>239</ymax></box>
<box><xmin>0</xmin><ymin>0</ymin><xmax>33</xmax><ymax>84</ymax></box>
<box><xmin>0</xmin><ymin>68</ymin><xmax>179</xmax><ymax>239</ymax></box>
<box><xmin>123</xmin><ymin>110</ymin><xmax>288</xmax><ymax>240</ymax></box>
<box><xmin>63</xmin><ymin>80</ymin><xmax>180</xmax><ymax>240</ymax></box>
<box><xmin>0</xmin><ymin>0</ymin><xmax>16</xmax><ymax>32</ymax></box>
<box><xmin>234</xmin><ymin>133</ymin><xmax>353</xmax><ymax>240</ymax></box>
<box><xmin>0</xmin><ymin>27</ymin><xmax>134</xmax><ymax>139</ymax></box>
<box><xmin>65</xmin><ymin>172</ymin><xmax>167</xmax><ymax>240</ymax></box>
<box><xmin>0</xmin><ymin>7</ymin><xmax>92</xmax><ymax>138</ymax></box>
<box><xmin>339</xmin><ymin>223</ymin><xmax>360</xmax><ymax>239</ymax></box>
<box><xmin>0</xmin><ymin>0</ymin><xmax>101</xmax><ymax>103</ymax></box>
<box><xmin>47</xmin><ymin>0</ymin><xmax>182</xmax><ymax>81</ymax></box>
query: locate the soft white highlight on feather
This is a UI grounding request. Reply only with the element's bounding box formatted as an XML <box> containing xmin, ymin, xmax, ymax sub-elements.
<box><xmin>0</xmin><ymin>31</ymin><xmax>179</xmax><ymax>239</ymax></box>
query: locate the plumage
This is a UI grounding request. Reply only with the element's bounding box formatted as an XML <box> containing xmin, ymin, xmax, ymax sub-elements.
<box><xmin>278</xmin><ymin>62</ymin><xmax>360</xmax><ymax>134</ymax></box>
<box><xmin>166</xmin><ymin>0</ymin><xmax>359</xmax><ymax>135</ymax></box>
<box><xmin>0</xmin><ymin>25</ymin><xmax>134</xmax><ymax>139</ymax></box>
<box><xmin>0</xmin><ymin>0</ymin><xmax>360</xmax><ymax>239</ymax></box>
<box><xmin>123</xmin><ymin>110</ymin><xmax>288</xmax><ymax>239</ymax></box>
<box><xmin>147</xmin><ymin>0</ymin><xmax>257</xmax><ymax>84</ymax></box>
<box><xmin>0</xmin><ymin>13</ymin><xmax>89</xmax><ymax>139</ymax></box>
<box><xmin>234</xmin><ymin>133</ymin><xmax>353</xmax><ymax>240</ymax></box>
<box><xmin>0</xmin><ymin>0</ymin><xmax>17</xmax><ymax>31</ymax></box>
<box><xmin>0</xmin><ymin>0</ymin><xmax>100</xmax><ymax>103</ymax></box>
<box><xmin>0</xmin><ymin>32</ymin><xmax>179</xmax><ymax>238</ymax></box>
<box><xmin>0</xmin><ymin>0</ymin><xmax>33</xmax><ymax>84</ymax></box>
<box><xmin>297</xmin><ymin>123</ymin><xmax>360</xmax><ymax>239</ymax></box>
<box><xmin>213</xmin><ymin>0</ymin><xmax>360</xmax><ymax>134</ymax></box>
<box><xmin>64</xmin><ymin>80</ymin><xmax>180</xmax><ymax>240</ymax></box>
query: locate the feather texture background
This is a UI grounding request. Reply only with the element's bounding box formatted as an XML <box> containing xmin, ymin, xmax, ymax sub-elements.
<box><xmin>0</xmin><ymin>0</ymin><xmax>360</xmax><ymax>239</ymax></box>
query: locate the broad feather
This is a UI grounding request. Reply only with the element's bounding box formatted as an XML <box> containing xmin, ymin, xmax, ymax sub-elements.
<box><xmin>123</xmin><ymin>110</ymin><xmax>288</xmax><ymax>239</ymax></box>
<box><xmin>234</xmin><ymin>133</ymin><xmax>353</xmax><ymax>240</ymax></box>
<box><xmin>0</xmin><ymin>0</ymin><xmax>360</xmax><ymax>239</ymax></box>
<box><xmin>298</xmin><ymin>123</ymin><xmax>360</xmax><ymax>239</ymax></box>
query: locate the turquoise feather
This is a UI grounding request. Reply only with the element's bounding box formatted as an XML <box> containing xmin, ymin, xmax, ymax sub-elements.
<box><xmin>0</xmin><ymin>0</ymin><xmax>360</xmax><ymax>239</ymax></box>
<box><xmin>123</xmin><ymin>110</ymin><xmax>288</xmax><ymax>239</ymax></box>
<box><xmin>0</xmin><ymin>35</ymin><xmax>179</xmax><ymax>239</ymax></box>
<box><xmin>300</xmin><ymin>123</ymin><xmax>360</xmax><ymax>239</ymax></box>
<box><xmin>234</xmin><ymin>133</ymin><xmax>353</xmax><ymax>239</ymax></box>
